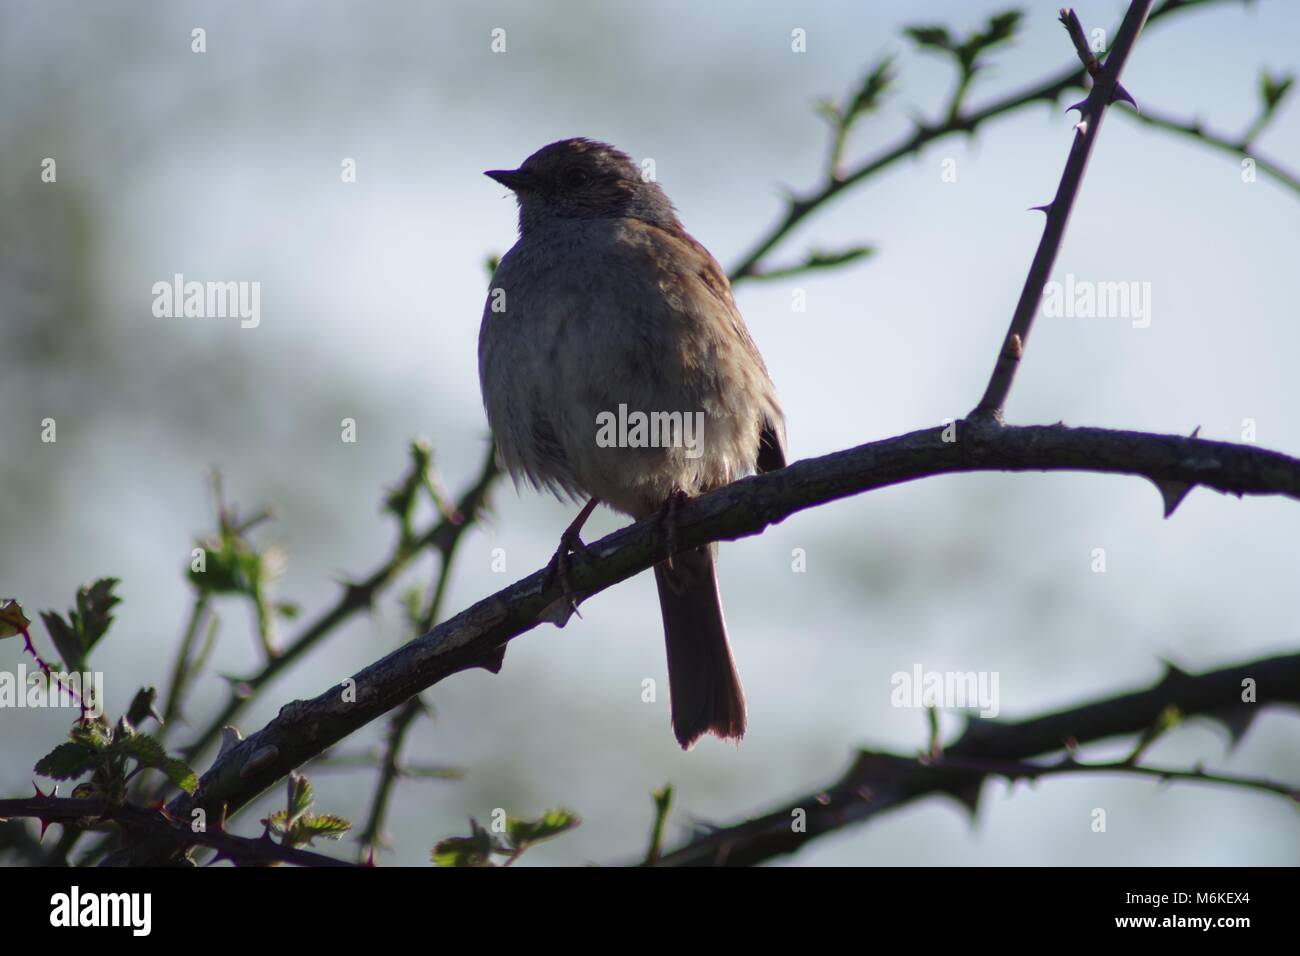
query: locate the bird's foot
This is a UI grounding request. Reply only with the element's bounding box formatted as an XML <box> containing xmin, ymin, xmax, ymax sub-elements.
<box><xmin>542</xmin><ymin>529</ymin><xmax>590</xmax><ymax>620</ymax></box>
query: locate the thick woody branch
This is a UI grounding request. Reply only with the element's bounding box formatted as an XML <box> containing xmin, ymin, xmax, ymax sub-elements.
<box><xmin>97</xmin><ymin>420</ymin><xmax>1300</xmax><ymax>864</ymax></box>
<box><xmin>650</xmin><ymin>651</ymin><xmax>1300</xmax><ymax>867</ymax></box>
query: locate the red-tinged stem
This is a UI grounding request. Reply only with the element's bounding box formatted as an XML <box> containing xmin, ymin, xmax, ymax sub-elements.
<box><xmin>18</xmin><ymin>625</ymin><xmax>88</xmax><ymax>718</ymax></box>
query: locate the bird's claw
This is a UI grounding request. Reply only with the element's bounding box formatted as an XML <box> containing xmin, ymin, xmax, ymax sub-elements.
<box><xmin>543</xmin><ymin>533</ymin><xmax>588</xmax><ymax>619</ymax></box>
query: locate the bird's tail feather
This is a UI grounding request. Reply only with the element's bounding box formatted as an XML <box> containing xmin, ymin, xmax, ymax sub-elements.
<box><xmin>654</xmin><ymin>545</ymin><xmax>746</xmax><ymax>749</ymax></box>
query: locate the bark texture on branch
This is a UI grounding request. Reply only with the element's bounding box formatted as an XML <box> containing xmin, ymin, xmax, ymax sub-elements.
<box><xmin>93</xmin><ymin>421</ymin><xmax>1300</xmax><ymax>864</ymax></box>
<box><xmin>651</xmin><ymin>652</ymin><xmax>1300</xmax><ymax>867</ymax></box>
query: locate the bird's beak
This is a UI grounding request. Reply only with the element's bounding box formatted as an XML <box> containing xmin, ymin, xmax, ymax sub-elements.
<box><xmin>485</xmin><ymin>167</ymin><xmax>535</xmax><ymax>192</ymax></box>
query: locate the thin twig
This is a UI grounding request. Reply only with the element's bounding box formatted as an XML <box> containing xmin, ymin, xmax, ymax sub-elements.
<box><xmin>357</xmin><ymin>453</ymin><xmax>486</xmax><ymax>859</ymax></box>
<box><xmin>931</xmin><ymin>753</ymin><xmax>1300</xmax><ymax>802</ymax></box>
<box><xmin>161</xmin><ymin>595</ymin><xmax>210</xmax><ymax>725</ymax></box>
<box><xmin>0</xmin><ymin>796</ymin><xmax>357</xmax><ymax>867</ymax></box>
<box><xmin>971</xmin><ymin>1</ymin><xmax>1154</xmax><ymax>420</ymax></box>
<box><xmin>1128</xmin><ymin>105</ymin><xmax>1300</xmax><ymax>196</ymax></box>
<box><xmin>18</xmin><ymin>626</ymin><xmax>85</xmax><ymax>715</ymax></box>
<box><xmin>643</xmin><ymin>785</ymin><xmax>674</xmax><ymax>866</ymax></box>
<box><xmin>728</xmin><ymin>0</ymin><xmax>1225</xmax><ymax>284</ymax></box>
<box><xmin>178</xmin><ymin>447</ymin><xmax>499</xmax><ymax>765</ymax></box>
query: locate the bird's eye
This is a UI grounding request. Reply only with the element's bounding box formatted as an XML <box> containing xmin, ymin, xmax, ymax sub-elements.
<box><xmin>562</xmin><ymin>166</ymin><xmax>590</xmax><ymax>189</ymax></box>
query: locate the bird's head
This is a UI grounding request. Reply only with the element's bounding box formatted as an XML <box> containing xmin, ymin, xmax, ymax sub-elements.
<box><xmin>486</xmin><ymin>138</ymin><xmax>679</xmax><ymax>233</ymax></box>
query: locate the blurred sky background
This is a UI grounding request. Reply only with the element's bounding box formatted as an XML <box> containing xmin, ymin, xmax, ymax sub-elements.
<box><xmin>2</xmin><ymin>0</ymin><xmax>1298</xmax><ymax>866</ymax></box>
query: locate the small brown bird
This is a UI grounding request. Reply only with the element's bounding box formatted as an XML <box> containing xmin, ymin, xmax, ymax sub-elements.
<box><xmin>478</xmin><ymin>138</ymin><xmax>786</xmax><ymax>749</ymax></box>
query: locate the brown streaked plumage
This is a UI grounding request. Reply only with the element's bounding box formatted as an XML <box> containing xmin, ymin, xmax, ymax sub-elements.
<box><xmin>479</xmin><ymin>138</ymin><xmax>786</xmax><ymax>749</ymax></box>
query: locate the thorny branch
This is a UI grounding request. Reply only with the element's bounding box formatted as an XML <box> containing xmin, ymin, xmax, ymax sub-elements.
<box><xmin>972</xmin><ymin>1</ymin><xmax>1154</xmax><ymax>419</ymax></box>
<box><xmin>91</xmin><ymin>421</ymin><xmax>1300</xmax><ymax>863</ymax></box>
<box><xmin>649</xmin><ymin>653</ymin><xmax>1300</xmax><ymax>866</ymax></box>
<box><xmin>0</xmin><ymin>795</ymin><xmax>357</xmax><ymax>867</ymax></box>
<box><xmin>732</xmin><ymin>0</ymin><xmax>1295</xmax><ymax>283</ymax></box>
<box><xmin>178</xmin><ymin>448</ymin><xmax>499</xmax><ymax>768</ymax></box>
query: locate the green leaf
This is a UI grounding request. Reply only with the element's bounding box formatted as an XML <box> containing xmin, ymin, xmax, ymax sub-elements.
<box><xmin>116</xmin><ymin>730</ymin><xmax>167</xmax><ymax>767</ymax></box>
<box><xmin>964</xmin><ymin>11</ymin><xmax>1021</xmax><ymax>58</ymax></box>
<box><xmin>1260</xmin><ymin>70</ymin><xmax>1295</xmax><ymax>112</ymax></box>
<box><xmin>906</xmin><ymin>10</ymin><xmax>1022</xmax><ymax>75</ymax></box>
<box><xmin>432</xmin><ymin>819</ymin><xmax>498</xmax><ymax>867</ymax></box>
<box><xmin>0</xmin><ymin>599</ymin><xmax>32</xmax><ymax>639</ymax></box>
<box><xmin>267</xmin><ymin>774</ymin><xmax>329</xmax><ymax>843</ymax></box>
<box><xmin>69</xmin><ymin>716</ymin><xmax>111</xmax><ymax>750</ymax></box>
<box><xmin>113</xmin><ymin>726</ymin><xmax>196</xmax><ymax>793</ymax></box>
<box><xmin>506</xmin><ymin>808</ymin><xmax>581</xmax><ymax>849</ymax></box>
<box><xmin>125</xmin><ymin>687</ymin><xmax>163</xmax><ymax>727</ymax></box>
<box><xmin>72</xmin><ymin>578</ymin><xmax>121</xmax><ymax>655</ymax></box>
<box><xmin>292</xmin><ymin>814</ymin><xmax>351</xmax><ymax>844</ymax></box>
<box><xmin>35</xmin><ymin>742</ymin><xmax>99</xmax><ymax>780</ymax></box>
<box><xmin>162</xmin><ymin>759</ymin><xmax>198</xmax><ymax>795</ymax></box>
<box><xmin>188</xmin><ymin>539</ymin><xmax>259</xmax><ymax>596</ymax></box>
<box><xmin>904</xmin><ymin>25</ymin><xmax>954</xmax><ymax>52</ymax></box>
<box><xmin>39</xmin><ymin>611</ymin><xmax>82</xmax><ymax>672</ymax></box>
<box><xmin>804</xmin><ymin>246</ymin><xmax>874</xmax><ymax>270</ymax></box>
<box><xmin>984</xmin><ymin>10</ymin><xmax>1022</xmax><ymax>44</ymax></box>
<box><xmin>38</xmin><ymin>579</ymin><xmax>121</xmax><ymax>670</ymax></box>
<box><xmin>745</xmin><ymin>245</ymin><xmax>875</xmax><ymax>283</ymax></box>
<box><xmin>844</xmin><ymin>56</ymin><xmax>896</xmax><ymax>121</ymax></box>
<box><xmin>287</xmin><ymin>772</ymin><xmax>314</xmax><ymax>822</ymax></box>
<box><xmin>813</xmin><ymin>97</ymin><xmax>841</xmax><ymax>127</ymax></box>
<box><xmin>383</xmin><ymin>441</ymin><xmax>434</xmax><ymax>528</ymax></box>
<box><xmin>432</xmin><ymin>837</ymin><xmax>491</xmax><ymax>867</ymax></box>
